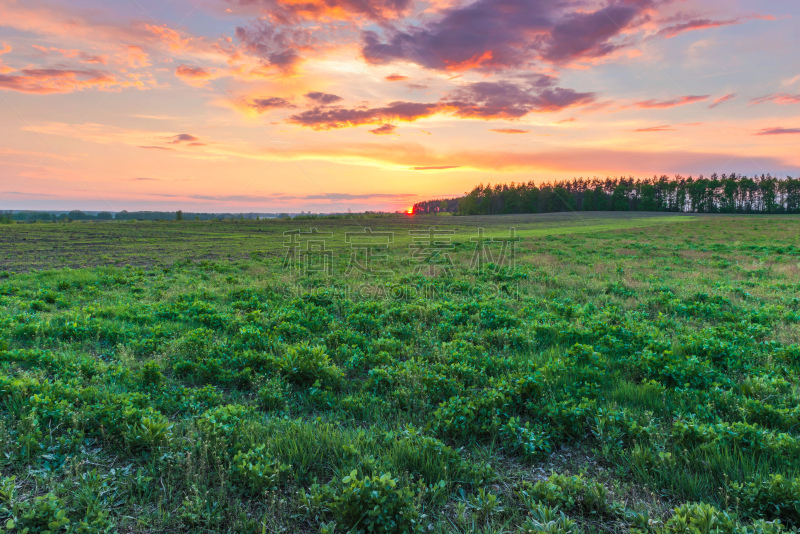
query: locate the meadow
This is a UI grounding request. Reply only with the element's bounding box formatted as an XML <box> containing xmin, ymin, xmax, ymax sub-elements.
<box><xmin>1</xmin><ymin>212</ymin><xmax>800</xmax><ymax>533</ymax></box>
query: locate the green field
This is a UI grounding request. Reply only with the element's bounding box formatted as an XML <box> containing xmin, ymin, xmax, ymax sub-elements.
<box><xmin>2</xmin><ymin>212</ymin><xmax>800</xmax><ymax>533</ymax></box>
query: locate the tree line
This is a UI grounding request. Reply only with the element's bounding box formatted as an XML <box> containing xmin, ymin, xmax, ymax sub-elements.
<box><xmin>412</xmin><ymin>174</ymin><xmax>800</xmax><ymax>215</ymax></box>
<box><xmin>3</xmin><ymin>210</ymin><xmax>282</xmax><ymax>222</ymax></box>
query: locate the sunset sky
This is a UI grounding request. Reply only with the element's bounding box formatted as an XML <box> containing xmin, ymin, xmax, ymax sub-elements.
<box><xmin>0</xmin><ymin>0</ymin><xmax>798</xmax><ymax>212</ymax></box>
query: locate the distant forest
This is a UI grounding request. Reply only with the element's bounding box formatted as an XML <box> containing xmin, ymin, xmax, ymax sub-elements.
<box><xmin>0</xmin><ymin>210</ymin><xmax>284</xmax><ymax>223</ymax></box>
<box><xmin>413</xmin><ymin>174</ymin><xmax>800</xmax><ymax>215</ymax></box>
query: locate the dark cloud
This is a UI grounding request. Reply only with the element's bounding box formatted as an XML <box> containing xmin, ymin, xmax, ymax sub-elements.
<box><xmin>541</xmin><ymin>3</ymin><xmax>644</xmax><ymax>63</ymax></box>
<box><xmin>709</xmin><ymin>93</ymin><xmax>735</xmax><ymax>109</ymax></box>
<box><xmin>234</xmin><ymin>24</ymin><xmax>310</xmax><ymax>71</ymax></box>
<box><xmin>288</xmin><ymin>101</ymin><xmax>439</xmax><ymax>130</ymax></box>
<box><xmin>138</xmin><ymin>145</ymin><xmax>176</xmax><ymax>151</ymax></box>
<box><xmin>169</xmin><ymin>133</ymin><xmax>199</xmax><ymax>144</ymax></box>
<box><xmin>362</xmin><ymin>0</ymin><xmax>657</xmax><ymax>72</ymax></box>
<box><xmin>756</xmin><ymin>127</ymin><xmax>800</xmax><ymax>136</ymax></box>
<box><xmin>634</xmin><ymin>95</ymin><xmax>708</xmax><ymax>109</ymax></box>
<box><xmin>287</xmin><ymin>77</ymin><xmax>594</xmax><ymax>129</ymax></box>
<box><xmin>250</xmin><ymin>97</ymin><xmax>296</xmax><ymax>113</ymax></box>
<box><xmin>369</xmin><ymin>124</ymin><xmax>397</xmax><ymax>135</ymax></box>
<box><xmin>305</xmin><ymin>91</ymin><xmax>343</xmax><ymax>105</ymax></box>
<box><xmin>447</xmin><ymin>77</ymin><xmax>596</xmax><ymax>118</ymax></box>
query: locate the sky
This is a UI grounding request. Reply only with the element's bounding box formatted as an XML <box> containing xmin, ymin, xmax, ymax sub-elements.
<box><xmin>0</xmin><ymin>0</ymin><xmax>798</xmax><ymax>213</ymax></box>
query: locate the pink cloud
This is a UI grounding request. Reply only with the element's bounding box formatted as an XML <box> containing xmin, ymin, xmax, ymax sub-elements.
<box><xmin>709</xmin><ymin>93</ymin><xmax>736</xmax><ymax>109</ymax></box>
<box><xmin>634</xmin><ymin>95</ymin><xmax>709</xmax><ymax>109</ymax></box>
<box><xmin>634</xmin><ymin>125</ymin><xmax>676</xmax><ymax>132</ymax></box>
<box><xmin>0</xmin><ymin>68</ymin><xmax>124</xmax><ymax>94</ymax></box>
<box><xmin>658</xmin><ymin>14</ymin><xmax>774</xmax><ymax>38</ymax></box>
<box><xmin>751</xmin><ymin>93</ymin><xmax>800</xmax><ymax>106</ymax></box>
<box><xmin>31</xmin><ymin>45</ymin><xmax>107</xmax><ymax>64</ymax></box>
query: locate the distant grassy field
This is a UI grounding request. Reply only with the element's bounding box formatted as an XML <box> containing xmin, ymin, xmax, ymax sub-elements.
<box><xmin>0</xmin><ymin>211</ymin><xmax>694</xmax><ymax>271</ymax></box>
<box><xmin>2</xmin><ymin>212</ymin><xmax>800</xmax><ymax>533</ymax></box>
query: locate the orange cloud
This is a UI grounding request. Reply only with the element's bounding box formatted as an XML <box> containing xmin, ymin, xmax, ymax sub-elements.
<box><xmin>443</xmin><ymin>50</ymin><xmax>494</xmax><ymax>72</ymax></box>
<box><xmin>225</xmin><ymin>0</ymin><xmax>412</xmax><ymax>23</ymax></box>
<box><xmin>119</xmin><ymin>45</ymin><xmax>150</xmax><ymax>68</ymax></box>
<box><xmin>146</xmin><ymin>24</ymin><xmax>192</xmax><ymax>52</ymax></box>
<box><xmin>489</xmin><ymin>128</ymin><xmax>529</xmax><ymax>134</ymax></box>
<box><xmin>0</xmin><ymin>68</ymin><xmax>135</xmax><ymax>94</ymax></box>
<box><xmin>634</xmin><ymin>125</ymin><xmax>676</xmax><ymax>132</ymax></box>
<box><xmin>385</xmin><ymin>73</ymin><xmax>408</xmax><ymax>81</ymax></box>
<box><xmin>0</xmin><ymin>43</ymin><xmax>11</xmax><ymax>74</ymax></box>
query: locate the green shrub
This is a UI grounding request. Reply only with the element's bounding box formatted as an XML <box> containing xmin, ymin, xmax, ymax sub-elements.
<box><xmin>258</xmin><ymin>376</ymin><xmax>290</xmax><ymax>411</ymax></box>
<box><xmin>516</xmin><ymin>474</ymin><xmax>620</xmax><ymax>518</ymax></box>
<box><xmin>730</xmin><ymin>474</ymin><xmax>800</xmax><ymax>525</ymax></box>
<box><xmin>232</xmin><ymin>445</ymin><xmax>292</xmax><ymax>494</ymax></box>
<box><xmin>330</xmin><ymin>471</ymin><xmax>423</xmax><ymax>534</ymax></box>
<box><xmin>467</xmin><ymin>488</ymin><xmax>503</xmax><ymax>521</ymax></box>
<box><xmin>141</xmin><ymin>360</ymin><xmax>164</xmax><ymax>388</ymax></box>
<box><xmin>0</xmin><ymin>477</ymin><xmax>71</xmax><ymax>534</ymax></box>
<box><xmin>520</xmin><ymin>503</ymin><xmax>579</xmax><ymax>534</ymax></box>
<box><xmin>280</xmin><ymin>344</ymin><xmax>342</xmax><ymax>388</ymax></box>
<box><xmin>123</xmin><ymin>414</ymin><xmax>172</xmax><ymax>449</ymax></box>
<box><xmin>664</xmin><ymin>502</ymin><xmax>736</xmax><ymax>534</ymax></box>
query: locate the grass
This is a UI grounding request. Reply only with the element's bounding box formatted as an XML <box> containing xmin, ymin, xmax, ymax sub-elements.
<box><xmin>1</xmin><ymin>212</ymin><xmax>799</xmax><ymax>533</ymax></box>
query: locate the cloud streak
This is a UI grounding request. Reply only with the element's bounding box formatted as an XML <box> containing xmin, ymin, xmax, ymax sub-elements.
<box><xmin>657</xmin><ymin>14</ymin><xmax>774</xmax><ymax>38</ymax></box>
<box><xmin>709</xmin><ymin>94</ymin><xmax>736</xmax><ymax>109</ymax></box>
<box><xmin>751</xmin><ymin>93</ymin><xmax>800</xmax><ymax>106</ymax></box>
<box><xmin>0</xmin><ymin>68</ymin><xmax>129</xmax><ymax>94</ymax></box>
<box><xmin>489</xmin><ymin>128</ymin><xmax>529</xmax><ymax>134</ymax></box>
<box><xmin>634</xmin><ymin>95</ymin><xmax>709</xmax><ymax>109</ymax></box>
<box><xmin>756</xmin><ymin>127</ymin><xmax>800</xmax><ymax>136</ymax></box>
